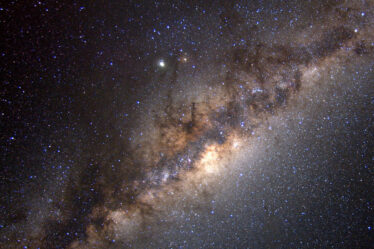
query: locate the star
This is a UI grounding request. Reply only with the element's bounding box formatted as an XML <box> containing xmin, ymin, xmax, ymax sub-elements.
<box><xmin>158</xmin><ymin>59</ymin><xmax>165</xmax><ymax>68</ymax></box>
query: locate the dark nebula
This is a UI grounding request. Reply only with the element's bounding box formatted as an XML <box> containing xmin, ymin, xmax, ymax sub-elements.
<box><xmin>1</xmin><ymin>1</ymin><xmax>373</xmax><ymax>248</ymax></box>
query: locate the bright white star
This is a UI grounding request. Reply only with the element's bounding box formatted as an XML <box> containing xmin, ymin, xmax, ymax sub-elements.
<box><xmin>158</xmin><ymin>60</ymin><xmax>165</xmax><ymax>67</ymax></box>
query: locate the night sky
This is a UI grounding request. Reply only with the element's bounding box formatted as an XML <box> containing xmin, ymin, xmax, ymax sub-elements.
<box><xmin>1</xmin><ymin>1</ymin><xmax>374</xmax><ymax>248</ymax></box>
